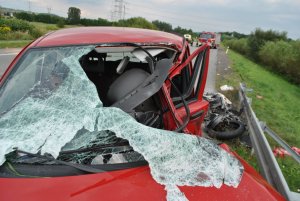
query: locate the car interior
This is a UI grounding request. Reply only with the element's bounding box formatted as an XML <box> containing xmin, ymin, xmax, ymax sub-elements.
<box><xmin>79</xmin><ymin>46</ymin><xmax>176</xmax><ymax>129</ymax></box>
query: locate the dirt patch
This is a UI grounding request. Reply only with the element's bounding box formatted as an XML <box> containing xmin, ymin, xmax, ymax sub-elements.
<box><xmin>216</xmin><ymin>46</ymin><xmax>232</xmax><ymax>85</ymax></box>
<box><xmin>215</xmin><ymin>46</ymin><xmax>240</xmax><ymax>106</ymax></box>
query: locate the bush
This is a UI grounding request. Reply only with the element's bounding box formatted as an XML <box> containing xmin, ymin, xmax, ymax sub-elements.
<box><xmin>224</xmin><ymin>38</ymin><xmax>249</xmax><ymax>55</ymax></box>
<box><xmin>0</xmin><ymin>18</ymin><xmax>32</xmax><ymax>32</ymax></box>
<box><xmin>15</xmin><ymin>12</ymin><xmax>65</xmax><ymax>24</ymax></box>
<box><xmin>248</xmin><ymin>28</ymin><xmax>288</xmax><ymax>60</ymax></box>
<box><xmin>259</xmin><ymin>40</ymin><xmax>300</xmax><ymax>84</ymax></box>
<box><xmin>80</xmin><ymin>18</ymin><xmax>112</xmax><ymax>26</ymax></box>
<box><xmin>56</xmin><ymin>19</ymin><xmax>65</xmax><ymax>28</ymax></box>
<box><xmin>117</xmin><ymin>17</ymin><xmax>157</xmax><ymax>30</ymax></box>
<box><xmin>28</xmin><ymin>27</ymin><xmax>43</xmax><ymax>38</ymax></box>
<box><xmin>0</xmin><ymin>26</ymin><xmax>11</xmax><ymax>34</ymax></box>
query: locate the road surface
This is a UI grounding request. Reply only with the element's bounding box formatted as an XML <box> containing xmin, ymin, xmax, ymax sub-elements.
<box><xmin>190</xmin><ymin>46</ymin><xmax>218</xmax><ymax>93</ymax></box>
<box><xmin>0</xmin><ymin>48</ymin><xmax>21</xmax><ymax>76</ymax></box>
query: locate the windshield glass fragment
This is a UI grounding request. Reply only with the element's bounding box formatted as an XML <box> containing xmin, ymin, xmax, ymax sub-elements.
<box><xmin>0</xmin><ymin>45</ymin><xmax>243</xmax><ymax>200</ymax></box>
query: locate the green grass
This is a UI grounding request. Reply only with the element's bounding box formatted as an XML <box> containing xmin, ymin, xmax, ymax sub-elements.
<box><xmin>220</xmin><ymin>49</ymin><xmax>300</xmax><ymax>147</ymax></box>
<box><xmin>218</xmin><ymin>47</ymin><xmax>300</xmax><ymax>192</ymax></box>
<box><xmin>29</xmin><ymin>22</ymin><xmax>79</xmax><ymax>35</ymax></box>
<box><xmin>0</xmin><ymin>40</ymin><xmax>32</xmax><ymax>48</ymax></box>
<box><xmin>0</xmin><ymin>22</ymin><xmax>79</xmax><ymax>49</ymax></box>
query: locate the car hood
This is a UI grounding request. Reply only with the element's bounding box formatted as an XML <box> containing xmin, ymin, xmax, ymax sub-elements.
<box><xmin>0</xmin><ymin>163</ymin><xmax>284</xmax><ymax>201</ymax></box>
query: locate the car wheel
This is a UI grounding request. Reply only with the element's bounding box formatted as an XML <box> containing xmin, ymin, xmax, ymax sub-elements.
<box><xmin>206</xmin><ymin>120</ymin><xmax>245</xmax><ymax>140</ymax></box>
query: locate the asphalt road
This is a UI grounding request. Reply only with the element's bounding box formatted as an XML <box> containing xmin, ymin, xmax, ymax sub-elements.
<box><xmin>0</xmin><ymin>47</ymin><xmax>218</xmax><ymax>93</ymax></box>
<box><xmin>0</xmin><ymin>48</ymin><xmax>21</xmax><ymax>76</ymax></box>
<box><xmin>190</xmin><ymin>46</ymin><xmax>217</xmax><ymax>93</ymax></box>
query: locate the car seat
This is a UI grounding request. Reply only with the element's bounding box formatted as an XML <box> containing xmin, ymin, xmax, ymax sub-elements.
<box><xmin>106</xmin><ymin>68</ymin><xmax>150</xmax><ymax>105</ymax></box>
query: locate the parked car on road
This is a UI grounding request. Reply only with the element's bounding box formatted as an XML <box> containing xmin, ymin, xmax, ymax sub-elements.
<box><xmin>0</xmin><ymin>27</ymin><xmax>284</xmax><ymax>201</ymax></box>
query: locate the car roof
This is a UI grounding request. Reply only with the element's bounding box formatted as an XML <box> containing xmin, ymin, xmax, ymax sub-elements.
<box><xmin>31</xmin><ymin>27</ymin><xmax>184</xmax><ymax>51</ymax></box>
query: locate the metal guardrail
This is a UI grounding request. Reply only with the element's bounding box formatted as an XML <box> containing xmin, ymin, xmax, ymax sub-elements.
<box><xmin>239</xmin><ymin>83</ymin><xmax>300</xmax><ymax>201</ymax></box>
<box><xmin>261</xmin><ymin>124</ymin><xmax>300</xmax><ymax>164</ymax></box>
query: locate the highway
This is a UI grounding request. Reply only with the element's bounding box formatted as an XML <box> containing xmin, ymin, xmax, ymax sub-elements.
<box><xmin>184</xmin><ymin>46</ymin><xmax>218</xmax><ymax>93</ymax></box>
<box><xmin>0</xmin><ymin>48</ymin><xmax>21</xmax><ymax>76</ymax></box>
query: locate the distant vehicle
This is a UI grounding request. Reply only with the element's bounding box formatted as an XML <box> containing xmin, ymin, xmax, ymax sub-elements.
<box><xmin>198</xmin><ymin>32</ymin><xmax>217</xmax><ymax>49</ymax></box>
<box><xmin>184</xmin><ymin>34</ymin><xmax>193</xmax><ymax>45</ymax></box>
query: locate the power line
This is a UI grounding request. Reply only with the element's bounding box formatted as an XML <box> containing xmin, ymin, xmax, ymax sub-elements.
<box><xmin>47</xmin><ymin>6</ymin><xmax>52</xmax><ymax>14</ymax></box>
<box><xmin>28</xmin><ymin>0</ymin><xmax>31</xmax><ymax>13</ymax></box>
<box><xmin>111</xmin><ymin>0</ymin><xmax>126</xmax><ymax>21</ymax></box>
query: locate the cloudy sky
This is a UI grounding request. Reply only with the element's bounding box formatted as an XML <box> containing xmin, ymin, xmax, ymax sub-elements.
<box><xmin>0</xmin><ymin>0</ymin><xmax>299</xmax><ymax>39</ymax></box>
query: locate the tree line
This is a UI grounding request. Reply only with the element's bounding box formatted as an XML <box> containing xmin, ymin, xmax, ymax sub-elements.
<box><xmin>223</xmin><ymin>28</ymin><xmax>300</xmax><ymax>85</ymax></box>
<box><xmin>12</xmin><ymin>7</ymin><xmax>198</xmax><ymax>37</ymax></box>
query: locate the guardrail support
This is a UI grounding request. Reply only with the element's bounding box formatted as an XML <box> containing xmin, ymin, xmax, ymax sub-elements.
<box><xmin>239</xmin><ymin>83</ymin><xmax>299</xmax><ymax>201</ymax></box>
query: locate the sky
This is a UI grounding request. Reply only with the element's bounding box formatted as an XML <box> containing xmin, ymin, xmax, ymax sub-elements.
<box><xmin>0</xmin><ymin>0</ymin><xmax>299</xmax><ymax>39</ymax></box>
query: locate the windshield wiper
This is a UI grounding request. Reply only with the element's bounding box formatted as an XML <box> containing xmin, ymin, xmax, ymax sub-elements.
<box><xmin>59</xmin><ymin>141</ymin><xmax>132</xmax><ymax>155</ymax></box>
<box><xmin>13</xmin><ymin>148</ymin><xmax>105</xmax><ymax>173</ymax></box>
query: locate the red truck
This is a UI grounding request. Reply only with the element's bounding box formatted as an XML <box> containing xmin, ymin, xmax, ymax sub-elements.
<box><xmin>198</xmin><ymin>32</ymin><xmax>219</xmax><ymax>49</ymax></box>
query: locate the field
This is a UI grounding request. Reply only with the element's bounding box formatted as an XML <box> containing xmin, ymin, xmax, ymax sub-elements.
<box><xmin>216</xmin><ymin>46</ymin><xmax>300</xmax><ymax>192</ymax></box>
<box><xmin>0</xmin><ymin>21</ymin><xmax>78</xmax><ymax>48</ymax></box>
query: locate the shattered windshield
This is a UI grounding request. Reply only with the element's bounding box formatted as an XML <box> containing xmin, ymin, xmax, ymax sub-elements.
<box><xmin>0</xmin><ymin>45</ymin><xmax>243</xmax><ymax>200</ymax></box>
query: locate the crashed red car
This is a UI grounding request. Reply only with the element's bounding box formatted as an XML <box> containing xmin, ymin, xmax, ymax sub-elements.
<box><xmin>0</xmin><ymin>27</ymin><xmax>285</xmax><ymax>201</ymax></box>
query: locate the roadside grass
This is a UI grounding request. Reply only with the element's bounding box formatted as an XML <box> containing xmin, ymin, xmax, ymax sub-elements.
<box><xmin>0</xmin><ymin>22</ymin><xmax>79</xmax><ymax>49</ymax></box>
<box><xmin>29</xmin><ymin>22</ymin><xmax>78</xmax><ymax>35</ymax></box>
<box><xmin>224</xmin><ymin>50</ymin><xmax>300</xmax><ymax>147</ymax></box>
<box><xmin>0</xmin><ymin>40</ymin><xmax>32</xmax><ymax>48</ymax></box>
<box><xmin>216</xmin><ymin>47</ymin><xmax>300</xmax><ymax>192</ymax></box>
<box><xmin>29</xmin><ymin>22</ymin><xmax>59</xmax><ymax>34</ymax></box>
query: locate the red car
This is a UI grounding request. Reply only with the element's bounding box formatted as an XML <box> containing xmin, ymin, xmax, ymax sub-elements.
<box><xmin>0</xmin><ymin>27</ymin><xmax>284</xmax><ymax>201</ymax></box>
<box><xmin>198</xmin><ymin>32</ymin><xmax>217</xmax><ymax>49</ymax></box>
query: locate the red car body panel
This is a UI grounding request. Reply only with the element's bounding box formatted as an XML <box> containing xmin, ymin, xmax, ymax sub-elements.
<box><xmin>0</xmin><ymin>27</ymin><xmax>286</xmax><ymax>200</ymax></box>
<box><xmin>33</xmin><ymin>27</ymin><xmax>184</xmax><ymax>50</ymax></box>
<box><xmin>0</xmin><ymin>151</ymin><xmax>285</xmax><ymax>201</ymax></box>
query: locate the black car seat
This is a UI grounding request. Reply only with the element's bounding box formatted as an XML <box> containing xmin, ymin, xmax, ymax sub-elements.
<box><xmin>106</xmin><ymin>68</ymin><xmax>150</xmax><ymax>105</ymax></box>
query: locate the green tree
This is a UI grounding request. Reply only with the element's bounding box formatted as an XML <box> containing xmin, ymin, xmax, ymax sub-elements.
<box><xmin>117</xmin><ymin>17</ymin><xmax>157</xmax><ymax>30</ymax></box>
<box><xmin>67</xmin><ymin>7</ymin><xmax>81</xmax><ymax>24</ymax></box>
<box><xmin>80</xmin><ymin>18</ymin><xmax>112</xmax><ymax>26</ymax></box>
<box><xmin>152</xmin><ymin>20</ymin><xmax>172</xmax><ymax>32</ymax></box>
<box><xmin>14</xmin><ymin>12</ymin><xmax>35</xmax><ymax>22</ymax></box>
<box><xmin>173</xmin><ymin>26</ymin><xmax>196</xmax><ymax>38</ymax></box>
<box><xmin>248</xmin><ymin>28</ymin><xmax>287</xmax><ymax>60</ymax></box>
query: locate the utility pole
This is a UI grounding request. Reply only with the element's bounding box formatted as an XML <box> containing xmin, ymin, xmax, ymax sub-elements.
<box><xmin>111</xmin><ymin>0</ymin><xmax>126</xmax><ymax>21</ymax></box>
<box><xmin>28</xmin><ymin>0</ymin><xmax>31</xmax><ymax>13</ymax></box>
<box><xmin>47</xmin><ymin>7</ymin><xmax>52</xmax><ymax>14</ymax></box>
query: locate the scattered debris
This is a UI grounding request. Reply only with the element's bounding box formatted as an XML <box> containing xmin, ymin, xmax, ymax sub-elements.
<box><xmin>273</xmin><ymin>147</ymin><xmax>300</xmax><ymax>157</ymax></box>
<box><xmin>220</xmin><ymin>85</ymin><xmax>234</xmax><ymax>91</ymax></box>
<box><xmin>204</xmin><ymin>93</ymin><xmax>245</xmax><ymax>140</ymax></box>
<box><xmin>256</xmin><ymin>95</ymin><xmax>263</xmax><ymax>99</ymax></box>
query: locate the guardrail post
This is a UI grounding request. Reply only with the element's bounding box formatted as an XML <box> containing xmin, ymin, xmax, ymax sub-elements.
<box><xmin>239</xmin><ymin>83</ymin><xmax>299</xmax><ymax>201</ymax></box>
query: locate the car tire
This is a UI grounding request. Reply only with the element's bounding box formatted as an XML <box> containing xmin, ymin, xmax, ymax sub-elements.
<box><xmin>206</xmin><ymin>120</ymin><xmax>245</xmax><ymax>140</ymax></box>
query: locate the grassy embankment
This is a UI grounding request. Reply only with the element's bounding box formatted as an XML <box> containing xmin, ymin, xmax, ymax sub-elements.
<box><xmin>0</xmin><ymin>22</ymin><xmax>77</xmax><ymax>48</ymax></box>
<box><xmin>216</xmin><ymin>47</ymin><xmax>300</xmax><ymax>192</ymax></box>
